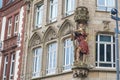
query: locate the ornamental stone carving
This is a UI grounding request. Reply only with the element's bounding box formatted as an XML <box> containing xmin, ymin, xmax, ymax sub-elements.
<box><xmin>29</xmin><ymin>33</ymin><xmax>41</xmax><ymax>47</ymax></box>
<box><xmin>74</xmin><ymin>7</ymin><xmax>89</xmax><ymax>24</ymax></box>
<box><xmin>31</xmin><ymin>39</ymin><xmax>41</xmax><ymax>47</ymax></box>
<box><xmin>72</xmin><ymin>66</ymin><xmax>89</xmax><ymax>78</ymax></box>
<box><xmin>103</xmin><ymin>20</ymin><xmax>110</xmax><ymax>30</ymax></box>
<box><xmin>46</xmin><ymin>29</ymin><xmax>57</xmax><ymax>41</ymax></box>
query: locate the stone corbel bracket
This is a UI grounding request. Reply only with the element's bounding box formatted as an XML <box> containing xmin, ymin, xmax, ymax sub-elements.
<box><xmin>72</xmin><ymin>66</ymin><xmax>89</xmax><ymax>78</ymax></box>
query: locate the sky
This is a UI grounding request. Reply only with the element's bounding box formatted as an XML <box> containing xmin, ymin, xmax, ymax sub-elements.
<box><xmin>0</xmin><ymin>0</ymin><xmax>2</xmax><ymax>8</ymax></box>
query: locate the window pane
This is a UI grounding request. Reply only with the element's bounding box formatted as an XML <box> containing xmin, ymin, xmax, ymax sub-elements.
<box><xmin>65</xmin><ymin>0</ymin><xmax>75</xmax><ymax>15</ymax></box>
<box><xmin>11</xmin><ymin>62</ymin><xmax>14</xmax><ymax>74</ymax></box>
<box><xmin>106</xmin><ymin>44</ymin><xmax>111</xmax><ymax>61</ymax></box>
<box><xmin>113</xmin><ymin>44</ymin><xmax>115</xmax><ymax>62</ymax></box>
<box><xmin>66</xmin><ymin>47</ymin><xmax>69</xmax><ymax>64</ymax></box>
<box><xmin>106</xmin><ymin>0</ymin><xmax>114</xmax><ymax>7</ymax></box>
<box><xmin>96</xmin><ymin>43</ymin><xmax>98</xmax><ymax>61</ymax></box>
<box><xmin>8</xmin><ymin>18</ymin><xmax>12</xmax><ymax>37</ymax></box>
<box><xmin>3</xmin><ymin>56</ymin><xmax>8</xmax><ymax>80</ymax></box>
<box><xmin>100</xmin><ymin>35</ymin><xmax>111</xmax><ymax>42</ymax></box>
<box><xmin>5</xmin><ymin>64</ymin><xmax>7</xmax><ymax>75</ymax></box>
<box><xmin>47</xmin><ymin>43</ymin><xmax>57</xmax><ymax>74</ymax></box>
<box><xmin>99</xmin><ymin>63</ymin><xmax>112</xmax><ymax>67</ymax></box>
<box><xmin>100</xmin><ymin>44</ymin><xmax>104</xmax><ymax>61</ymax></box>
<box><xmin>70</xmin><ymin>43</ymin><xmax>74</xmax><ymax>63</ymax></box>
<box><xmin>36</xmin><ymin>4</ymin><xmax>43</xmax><ymax>28</ymax></box>
<box><xmin>97</xmin><ymin>0</ymin><xmax>105</xmax><ymax>6</ymax></box>
<box><xmin>33</xmin><ymin>48</ymin><xmax>42</xmax><ymax>77</ymax></box>
<box><xmin>37</xmin><ymin>12</ymin><xmax>39</xmax><ymax>24</ymax></box>
<box><xmin>63</xmin><ymin>38</ymin><xmax>74</xmax><ymax>70</ymax></box>
<box><xmin>50</xmin><ymin>0</ymin><xmax>57</xmax><ymax>22</ymax></box>
<box><xmin>14</xmin><ymin>14</ymin><xmax>19</xmax><ymax>34</ymax></box>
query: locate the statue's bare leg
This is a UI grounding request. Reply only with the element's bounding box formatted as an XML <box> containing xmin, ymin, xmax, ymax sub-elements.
<box><xmin>83</xmin><ymin>54</ymin><xmax>86</xmax><ymax>63</ymax></box>
<box><xmin>76</xmin><ymin>47</ymin><xmax>80</xmax><ymax>62</ymax></box>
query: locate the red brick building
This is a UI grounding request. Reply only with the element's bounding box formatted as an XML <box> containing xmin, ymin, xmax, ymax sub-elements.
<box><xmin>0</xmin><ymin>0</ymin><xmax>26</xmax><ymax>80</ymax></box>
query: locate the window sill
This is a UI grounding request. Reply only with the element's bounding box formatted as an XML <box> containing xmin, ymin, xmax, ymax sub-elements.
<box><xmin>62</xmin><ymin>13</ymin><xmax>74</xmax><ymax>20</ymax></box>
<box><xmin>32</xmin><ymin>76</ymin><xmax>41</xmax><ymax>80</ymax></box>
<box><xmin>32</xmin><ymin>27</ymin><xmax>42</xmax><ymax>32</ymax></box>
<box><xmin>62</xmin><ymin>69</ymin><xmax>72</xmax><ymax>73</ymax></box>
<box><xmin>45</xmin><ymin>20</ymin><xmax>57</xmax><ymax>26</ymax></box>
<box><xmin>95</xmin><ymin>9</ymin><xmax>111</xmax><ymax>13</ymax></box>
<box><xmin>32</xmin><ymin>70</ymin><xmax>72</xmax><ymax>80</ymax></box>
<box><xmin>91</xmin><ymin>67</ymin><xmax>116</xmax><ymax>72</ymax></box>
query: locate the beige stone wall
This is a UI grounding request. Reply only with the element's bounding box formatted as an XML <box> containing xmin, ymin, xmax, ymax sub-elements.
<box><xmin>22</xmin><ymin>0</ymin><xmax>120</xmax><ymax>80</ymax></box>
<box><xmin>31</xmin><ymin>71</ymin><xmax>116</xmax><ymax>80</ymax></box>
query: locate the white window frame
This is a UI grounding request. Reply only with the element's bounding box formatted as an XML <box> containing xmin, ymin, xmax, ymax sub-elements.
<box><xmin>9</xmin><ymin>54</ymin><xmax>15</xmax><ymax>80</ymax></box>
<box><xmin>14</xmin><ymin>14</ymin><xmax>19</xmax><ymax>35</ymax></box>
<box><xmin>32</xmin><ymin>48</ymin><xmax>42</xmax><ymax>78</ymax></box>
<box><xmin>3</xmin><ymin>55</ymin><xmax>8</xmax><ymax>80</ymax></box>
<box><xmin>97</xmin><ymin>0</ymin><xmax>115</xmax><ymax>11</ymax></box>
<box><xmin>35</xmin><ymin>4</ymin><xmax>44</xmax><ymax>28</ymax></box>
<box><xmin>49</xmin><ymin>0</ymin><xmax>58</xmax><ymax>22</ymax></box>
<box><xmin>63</xmin><ymin>38</ymin><xmax>74</xmax><ymax>71</ymax></box>
<box><xmin>7</xmin><ymin>18</ymin><xmax>12</xmax><ymax>38</ymax></box>
<box><xmin>65</xmin><ymin>0</ymin><xmax>75</xmax><ymax>16</ymax></box>
<box><xmin>96</xmin><ymin>34</ymin><xmax>115</xmax><ymax>68</ymax></box>
<box><xmin>46</xmin><ymin>42</ymin><xmax>57</xmax><ymax>75</ymax></box>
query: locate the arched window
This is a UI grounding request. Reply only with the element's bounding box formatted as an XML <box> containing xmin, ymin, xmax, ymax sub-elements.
<box><xmin>47</xmin><ymin>42</ymin><xmax>57</xmax><ymax>74</ymax></box>
<box><xmin>32</xmin><ymin>47</ymin><xmax>42</xmax><ymax>77</ymax></box>
<box><xmin>63</xmin><ymin>38</ymin><xmax>74</xmax><ymax>71</ymax></box>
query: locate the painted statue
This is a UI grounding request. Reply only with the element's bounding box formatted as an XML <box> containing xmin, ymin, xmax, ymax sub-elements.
<box><xmin>72</xmin><ymin>24</ymin><xmax>89</xmax><ymax>63</ymax></box>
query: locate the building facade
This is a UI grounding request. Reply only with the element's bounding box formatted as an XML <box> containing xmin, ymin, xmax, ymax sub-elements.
<box><xmin>0</xmin><ymin>0</ymin><xmax>26</xmax><ymax>80</ymax></box>
<box><xmin>22</xmin><ymin>0</ymin><xmax>120</xmax><ymax>80</ymax></box>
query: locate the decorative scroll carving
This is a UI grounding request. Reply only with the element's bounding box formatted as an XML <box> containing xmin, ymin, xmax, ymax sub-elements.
<box><xmin>74</xmin><ymin>7</ymin><xmax>89</xmax><ymax>24</ymax></box>
<box><xmin>31</xmin><ymin>39</ymin><xmax>41</xmax><ymax>47</ymax></box>
<box><xmin>103</xmin><ymin>21</ymin><xmax>110</xmax><ymax>30</ymax></box>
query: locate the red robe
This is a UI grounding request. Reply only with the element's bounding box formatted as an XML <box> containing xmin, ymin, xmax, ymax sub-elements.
<box><xmin>76</xmin><ymin>33</ymin><xmax>89</xmax><ymax>54</ymax></box>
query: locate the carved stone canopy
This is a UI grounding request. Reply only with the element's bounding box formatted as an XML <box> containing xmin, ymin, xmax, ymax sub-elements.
<box><xmin>74</xmin><ymin>6</ymin><xmax>89</xmax><ymax>24</ymax></box>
